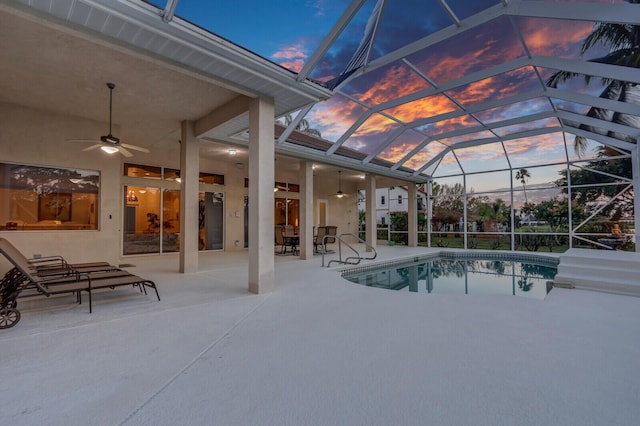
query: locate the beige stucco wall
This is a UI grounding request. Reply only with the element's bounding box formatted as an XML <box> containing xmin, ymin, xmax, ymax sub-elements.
<box><xmin>1</xmin><ymin>102</ymin><xmax>123</xmax><ymax>265</ymax></box>
<box><xmin>312</xmin><ymin>173</ymin><xmax>358</xmax><ymax>237</ymax></box>
<box><xmin>0</xmin><ymin>102</ymin><xmax>359</xmax><ymax>269</ymax></box>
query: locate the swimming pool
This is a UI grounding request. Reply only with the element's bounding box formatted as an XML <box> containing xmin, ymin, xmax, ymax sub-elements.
<box><xmin>341</xmin><ymin>252</ymin><xmax>558</xmax><ymax>299</ymax></box>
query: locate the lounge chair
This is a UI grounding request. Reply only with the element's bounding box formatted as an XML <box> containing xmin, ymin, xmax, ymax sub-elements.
<box><xmin>29</xmin><ymin>256</ymin><xmax>117</xmax><ymax>277</ymax></box>
<box><xmin>0</xmin><ymin>238</ymin><xmax>120</xmax><ymax>279</ymax></box>
<box><xmin>0</xmin><ymin>238</ymin><xmax>160</xmax><ymax>328</ymax></box>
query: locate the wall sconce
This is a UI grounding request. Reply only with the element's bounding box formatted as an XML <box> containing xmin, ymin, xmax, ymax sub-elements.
<box><xmin>228</xmin><ymin>148</ymin><xmax>237</xmax><ymax>155</ymax></box>
<box><xmin>127</xmin><ymin>190</ymin><xmax>138</xmax><ymax>202</ymax></box>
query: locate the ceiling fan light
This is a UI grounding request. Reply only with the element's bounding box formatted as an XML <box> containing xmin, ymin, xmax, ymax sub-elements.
<box><xmin>336</xmin><ymin>191</ymin><xmax>344</xmax><ymax>199</ymax></box>
<box><xmin>101</xmin><ymin>145</ymin><xmax>119</xmax><ymax>154</ymax></box>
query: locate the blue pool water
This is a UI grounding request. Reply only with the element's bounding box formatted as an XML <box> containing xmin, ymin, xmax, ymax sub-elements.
<box><xmin>342</xmin><ymin>254</ymin><xmax>558</xmax><ymax>299</ymax></box>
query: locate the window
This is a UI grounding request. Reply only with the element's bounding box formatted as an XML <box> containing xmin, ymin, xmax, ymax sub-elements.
<box><xmin>381</xmin><ymin>195</ymin><xmax>386</xmax><ymax>205</ymax></box>
<box><xmin>0</xmin><ymin>162</ymin><xmax>99</xmax><ymax>230</ymax></box>
<box><xmin>124</xmin><ymin>163</ymin><xmax>161</xmax><ymax>179</ymax></box>
<box><xmin>123</xmin><ymin>186</ymin><xmax>162</xmax><ymax>254</ymax></box>
<box><xmin>199</xmin><ymin>173</ymin><xmax>225</xmax><ymax>185</ymax></box>
<box><xmin>275</xmin><ymin>198</ymin><xmax>299</xmax><ymax>230</ymax></box>
<box><xmin>125</xmin><ymin>163</ymin><xmax>225</xmax><ymax>185</ymax></box>
<box><xmin>247</xmin><ymin>178</ymin><xmax>299</xmax><ymax>192</ymax></box>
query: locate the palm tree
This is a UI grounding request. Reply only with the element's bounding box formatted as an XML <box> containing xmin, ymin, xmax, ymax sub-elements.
<box><xmin>546</xmin><ymin>0</ymin><xmax>640</xmax><ymax>156</ymax></box>
<box><xmin>279</xmin><ymin>114</ymin><xmax>322</xmax><ymax>138</ymax></box>
<box><xmin>515</xmin><ymin>168</ymin><xmax>531</xmax><ymax>204</ymax></box>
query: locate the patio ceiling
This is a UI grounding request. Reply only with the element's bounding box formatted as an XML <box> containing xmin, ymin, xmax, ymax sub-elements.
<box><xmin>2</xmin><ymin>0</ymin><xmax>639</xmax><ymax>184</ymax></box>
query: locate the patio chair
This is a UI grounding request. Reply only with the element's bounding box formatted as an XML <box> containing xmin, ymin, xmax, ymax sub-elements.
<box><xmin>314</xmin><ymin>226</ymin><xmax>337</xmax><ymax>254</ymax></box>
<box><xmin>274</xmin><ymin>226</ymin><xmax>286</xmax><ymax>254</ymax></box>
<box><xmin>324</xmin><ymin>226</ymin><xmax>337</xmax><ymax>250</ymax></box>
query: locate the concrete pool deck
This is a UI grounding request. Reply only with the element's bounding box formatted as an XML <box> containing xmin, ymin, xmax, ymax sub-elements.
<box><xmin>2</xmin><ymin>246</ymin><xmax>639</xmax><ymax>425</ymax></box>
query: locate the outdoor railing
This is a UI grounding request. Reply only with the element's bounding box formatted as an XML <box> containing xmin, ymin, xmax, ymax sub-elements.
<box><xmin>322</xmin><ymin>233</ymin><xmax>377</xmax><ymax>267</ymax></box>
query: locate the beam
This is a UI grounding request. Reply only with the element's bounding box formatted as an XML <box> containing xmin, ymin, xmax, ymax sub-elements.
<box><xmin>508</xmin><ymin>1</ymin><xmax>640</xmax><ymax>25</ymax></box>
<box><xmin>297</xmin><ymin>0</ymin><xmax>368</xmax><ymax>81</ymax></box>
<box><xmin>194</xmin><ymin>95</ymin><xmax>252</xmax><ymax>138</ymax></box>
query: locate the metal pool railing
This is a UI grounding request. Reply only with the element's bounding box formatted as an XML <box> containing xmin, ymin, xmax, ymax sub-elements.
<box><xmin>322</xmin><ymin>233</ymin><xmax>377</xmax><ymax>267</ymax></box>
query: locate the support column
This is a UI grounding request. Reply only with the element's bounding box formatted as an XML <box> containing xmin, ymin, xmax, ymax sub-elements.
<box><xmin>408</xmin><ymin>183</ymin><xmax>417</xmax><ymax>247</ymax></box>
<box><xmin>633</xmin><ymin>144</ymin><xmax>640</xmax><ymax>251</ymax></box>
<box><xmin>248</xmin><ymin>96</ymin><xmax>275</xmax><ymax>293</ymax></box>
<box><xmin>299</xmin><ymin>160</ymin><xmax>314</xmax><ymax>259</ymax></box>
<box><xmin>365</xmin><ymin>174</ymin><xmax>376</xmax><ymax>251</ymax></box>
<box><xmin>427</xmin><ymin>180</ymin><xmax>433</xmax><ymax>247</ymax></box>
<box><xmin>179</xmin><ymin>120</ymin><xmax>199</xmax><ymax>273</ymax></box>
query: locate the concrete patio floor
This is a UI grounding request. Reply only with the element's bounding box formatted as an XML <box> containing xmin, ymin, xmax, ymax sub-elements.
<box><xmin>2</xmin><ymin>246</ymin><xmax>639</xmax><ymax>426</ymax></box>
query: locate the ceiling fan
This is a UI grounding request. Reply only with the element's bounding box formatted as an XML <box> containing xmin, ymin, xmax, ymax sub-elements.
<box><xmin>68</xmin><ymin>83</ymin><xmax>150</xmax><ymax>157</ymax></box>
<box><xmin>332</xmin><ymin>170</ymin><xmax>348</xmax><ymax>198</ymax></box>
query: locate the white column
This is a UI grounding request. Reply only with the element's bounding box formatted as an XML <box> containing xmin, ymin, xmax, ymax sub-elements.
<box><xmin>248</xmin><ymin>96</ymin><xmax>275</xmax><ymax>293</ymax></box>
<box><xmin>463</xmin><ymin>174</ymin><xmax>468</xmax><ymax>249</ymax></box>
<box><xmin>299</xmin><ymin>160</ymin><xmax>314</xmax><ymax>259</ymax></box>
<box><xmin>427</xmin><ymin>180</ymin><xmax>433</xmax><ymax>247</ymax></box>
<box><xmin>179</xmin><ymin>120</ymin><xmax>199</xmax><ymax>273</ymax></box>
<box><xmin>365</xmin><ymin>174</ymin><xmax>376</xmax><ymax>251</ymax></box>
<box><xmin>408</xmin><ymin>183</ymin><xmax>417</xmax><ymax>247</ymax></box>
<box><xmin>633</xmin><ymin>144</ymin><xmax>640</xmax><ymax>251</ymax></box>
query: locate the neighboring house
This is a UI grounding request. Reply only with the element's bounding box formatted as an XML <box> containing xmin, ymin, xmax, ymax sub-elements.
<box><xmin>358</xmin><ymin>186</ymin><xmax>427</xmax><ymax>225</ymax></box>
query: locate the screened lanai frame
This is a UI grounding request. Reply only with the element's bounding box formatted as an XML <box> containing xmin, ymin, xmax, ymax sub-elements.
<box><xmin>154</xmin><ymin>0</ymin><xmax>638</xmax><ymax>249</ymax></box>
<box><xmin>280</xmin><ymin>0</ymin><xmax>639</xmax><ymax>251</ymax></box>
<box><xmin>286</xmin><ymin>0</ymin><xmax>639</xmax><ymax>177</ymax></box>
<box><xmin>152</xmin><ymin>1</ymin><xmax>638</xmax><ymax>183</ymax></box>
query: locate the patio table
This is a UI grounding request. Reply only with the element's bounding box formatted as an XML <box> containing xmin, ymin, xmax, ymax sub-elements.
<box><xmin>283</xmin><ymin>235</ymin><xmax>299</xmax><ymax>255</ymax></box>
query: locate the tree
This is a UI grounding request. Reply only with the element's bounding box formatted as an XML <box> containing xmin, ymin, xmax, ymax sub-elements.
<box><xmin>430</xmin><ymin>182</ymin><xmax>465</xmax><ymax>230</ymax></box>
<box><xmin>555</xmin><ymin>146</ymin><xmax>632</xmax><ymax>219</ymax></box>
<box><xmin>546</xmin><ymin>0</ymin><xmax>640</xmax><ymax>156</ymax></box>
<box><xmin>279</xmin><ymin>114</ymin><xmax>322</xmax><ymax>138</ymax></box>
<box><xmin>515</xmin><ymin>168</ymin><xmax>531</xmax><ymax>204</ymax></box>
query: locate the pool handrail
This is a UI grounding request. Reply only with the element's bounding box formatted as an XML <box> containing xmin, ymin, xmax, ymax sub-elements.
<box><xmin>322</xmin><ymin>233</ymin><xmax>377</xmax><ymax>267</ymax></box>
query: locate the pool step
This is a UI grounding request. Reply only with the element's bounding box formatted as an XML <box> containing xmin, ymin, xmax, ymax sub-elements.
<box><xmin>554</xmin><ymin>248</ymin><xmax>640</xmax><ymax>296</ymax></box>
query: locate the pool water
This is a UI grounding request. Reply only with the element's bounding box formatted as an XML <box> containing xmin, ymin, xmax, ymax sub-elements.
<box><xmin>342</xmin><ymin>256</ymin><xmax>558</xmax><ymax>299</ymax></box>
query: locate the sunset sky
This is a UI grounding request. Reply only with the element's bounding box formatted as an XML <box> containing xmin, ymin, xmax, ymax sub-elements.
<box><xmin>169</xmin><ymin>0</ymin><xmax>629</xmax><ymax>194</ymax></box>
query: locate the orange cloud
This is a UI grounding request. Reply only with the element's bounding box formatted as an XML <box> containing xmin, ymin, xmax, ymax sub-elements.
<box><xmin>353</xmin><ymin>64</ymin><xmax>432</xmax><ymax>106</ymax></box>
<box><xmin>378</xmin><ymin>130</ymin><xmax>427</xmax><ymax>164</ymax></box>
<box><xmin>448</xmin><ymin>66</ymin><xmax>538</xmax><ymax>107</ymax></box>
<box><xmin>412</xmin><ymin>17</ymin><xmax>525</xmax><ymax>85</ymax></box>
<box><xmin>517</xmin><ymin>17</ymin><xmax>592</xmax><ymax>58</ymax></box>
<box><xmin>405</xmin><ymin>142</ymin><xmax>448</xmax><ymax>170</ymax></box>
<box><xmin>427</xmin><ymin>115</ymin><xmax>478</xmax><ymax>136</ymax></box>
<box><xmin>306</xmin><ymin>95</ymin><xmax>368</xmax><ymax>141</ymax></box>
<box><xmin>352</xmin><ymin>114</ymin><xmax>398</xmax><ymax>138</ymax></box>
<box><xmin>383</xmin><ymin>94</ymin><xmax>459</xmax><ymax>124</ymax></box>
<box><xmin>272</xmin><ymin>44</ymin><xmax>307</xmax><ymax>72</ymax></box>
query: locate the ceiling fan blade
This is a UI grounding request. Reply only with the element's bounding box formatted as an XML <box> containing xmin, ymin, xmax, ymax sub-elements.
<box><xmin>68</xmin><ymin>139</ymin><xmax>101</xmax><ymax>144</ymax></box>
<box><xmin>117</xmin><ymin>147</ymin><xmax>134</xmax><ymax>157</ymax></box>
<box><xmin>120</xmin><ymin>143</ymin><xmax>150</xmax><ymax>153</ymax></box>
<box><xmin>82</xmin><ymin>144</ymin><xmax>102</xmax><ymax>151</ymax></box>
